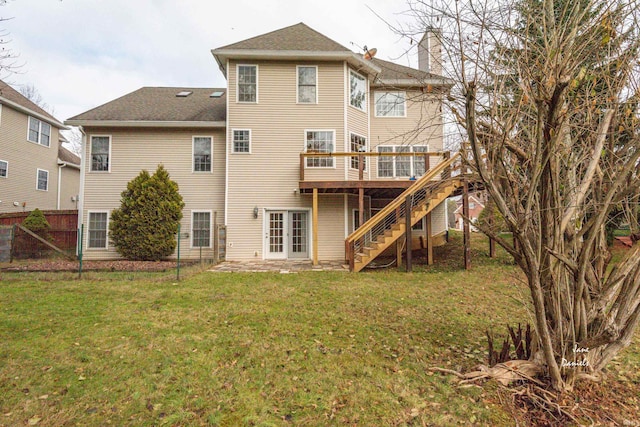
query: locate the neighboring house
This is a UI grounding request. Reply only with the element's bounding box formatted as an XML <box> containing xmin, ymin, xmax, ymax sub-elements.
<box><xmin>57</xmin><ymin>144</ymin><xmax>81</xmax><ymax>210</ymax></box>
<box><xmin>0</xmin><ymin>80</ymin><xmax>79</xmax><ymax>213</ymax></box>
<box><xmin>454</xmin><ymin>194</ymin><xmax>486</xmax><ymax>231</ymax></box>
<box><xmin>66</xmin><ymin>23</ymin><xmax>457</xmax><ymax>269</ymax></box>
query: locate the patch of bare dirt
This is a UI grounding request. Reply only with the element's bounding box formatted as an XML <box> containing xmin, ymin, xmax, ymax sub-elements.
<box><xmin>2</xmin><ymin>259</ymin><xmax>183</xmax><ymax>272</ymax></box>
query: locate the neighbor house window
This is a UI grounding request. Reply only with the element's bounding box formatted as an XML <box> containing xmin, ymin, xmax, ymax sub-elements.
<box><xmin>0</xmin><ymin>160</ymin><xmax>7</xmax><ymax>178</ymax></box>
<box><xmin>350</xmin><ymin>133</ymin><xmax>367</xmax><ymax>171</ymax></box>
<box><xmin>375</xmin><ymin>92</ymin><xmax>406</xmax><ymax>117</ymax></box>
<box><xmin>88</xmin><ymin>211</ymin><xmax>108</xmax><ymax>249</ymax></box>
<box><xmin>192</xmin><ymin>211</ymin><xmax>211</xmax><ymax>248</ymax></box>
<box><xmin>305</xmin><ymin>130</ymin><xmax>334</xmax><ymax>168</ymax></box>
<box><xmin>90</xmin><ymin>136</ymin><xmax>110</xmax><ymax>172</ymax></box>
<box><xmin>237</xmin><ymin>65</ymin><xmax>257</xmax><ymax>103</ymax></box>
<box><xmin>28</xmin><ymin>117</ymin><xmax>51</xmax><ymax>147</ymax></box>
<box><xmin>193</xmin><ymin>137</ymin><xmax>212</xmax><ymax>172</ymax></box>
<box><xmin>377</xmin><ymin>145</ymin><xmax>430</xmax><ymax>178</ymax></box>
<box><xmin>36</xmin><ymin>169</ymin><xmax>48</xmax><ymax>191</ymax></box>
<box><xmin>232</xmin><ymin>130</ymin><xmax>251</xmax><ymax>153</ymax></box>
<box><xmin>297</xmin><ymin>66</ymin><xmax>317</xmax><ymax>103</ymax></box>
<box><xmin>349</xmin><ymin>70</ymin><xmax>366</xmax><ymax>111</ymax></box>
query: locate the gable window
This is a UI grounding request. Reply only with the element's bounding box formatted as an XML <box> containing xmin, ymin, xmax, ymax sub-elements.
<box><xmin>350</xmin><ymin>133</ymin><xmax>367</xmax><ymax>171</ymax></box>
<box><xmin>192</xmin><ymin>211</ymin><xmax>211</xmax><ymax>248</ymax></box>
<box><xmin>0</xmin><ymin>160</ymin><xmax>7</xmax><ymax>178</ymax></box>
<box><xmin>237</xmin><ymin>65</ymin><xmax>257</xmax><ymax>103</ymax></box>
<box><xmin>90</xmin><ymin>136</ymin><xmax>110</xmax><ymax>172</ymax></box>
<box><xmin>28</xmin><ymin>117</ymin><xmax>51</xmax><ymax>147</ymax></box>
<box><xmin>377</xmin><ymin>145</ymin><xmax>430</xmax><ymax>178</ymax></box>
<box><xmin>88</xmin><ymin>211</ymin><xmax>108</xmax><ymax>249</ymax></box>
<box><xmin>232</xmin><ymin>130</ymin><xmax>251</xmax><ymax>153</ymax></box>
<box><xmin>193</xmin><ymin>137</ymin><xmax>212</xmax><ymax>172</ymax></box>
<box><xmin>36</xmin><ymin>169</ymin><xmax>48</xmax><ymax>191</ymax></box>
<box><xmin>349</xmin><ymin>70</ymin><xmax>366</xmax><ymax>111</ymax></box>
<box><xmin>297</xmin><ymin>66</ymin><xmax>317</xmax><ymax>103</ymax></box>
<box><xmin>375</xmin><ymin>92</ymin><xmax>406</xmax><ymax>117</ymax></box>
<box><xmin>305</xmin><ymin>130</ymin><xmax>334</xmax><ymax>168</ymax></box>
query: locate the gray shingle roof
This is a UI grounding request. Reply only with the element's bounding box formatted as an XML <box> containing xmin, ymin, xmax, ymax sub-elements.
<box><xmin>0</xmin><ymin>79</ymin><xmax>63</xmax><ymax>126</ymax></box>
<box><xmin>215</xmin><ymin>22</ymin><xmax>351</xmax><ymax>52</ymax></box>
<box><xmin>371</xmin><ymin>58</ymin><xmax>436</xmax><ymax>82</ymax></box>
<box><xmin>58</xmin><ymin>145</ymin><xmax>81</xmax><ymax>166</ymax></box>
<box><xmin>67</xmin><ymin>87</ymin><xmax>227</xmax><ymax>123</ymax></box>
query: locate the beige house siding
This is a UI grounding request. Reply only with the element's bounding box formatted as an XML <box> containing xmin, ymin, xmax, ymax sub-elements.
<box><xmin>80</xmin><ymin>127</ymin><xmax>225</xmax><ymax>260</ymax></box>
<box><xmin>58</xmin><ymin>166</ymin><xmax>80</xmax><ymax>210</ymax></box>
<box><xmin>0</xmin><ymin>105</ymin><xmax>61</xmax><ymax>213</ymax></box>
<box><xmin>226</xmin><ymin>59</ymin><xmax>348</xmax><ymax>260</ymax></box>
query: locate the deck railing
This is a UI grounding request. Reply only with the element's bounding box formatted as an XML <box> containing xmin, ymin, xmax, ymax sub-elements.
<box><xmin>299</xmin><ymin>151</ymin><xmax>451</xmax><ymax>182</ymax></box>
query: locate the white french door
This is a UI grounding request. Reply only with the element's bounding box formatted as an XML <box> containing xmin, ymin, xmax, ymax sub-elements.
<box><xmin>265</xmin><ymin>210</ymin><xmax>310</xmax><ymax>259</ymax></box>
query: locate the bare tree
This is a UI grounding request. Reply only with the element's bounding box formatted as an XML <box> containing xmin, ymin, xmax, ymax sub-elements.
<box><xmin>405</xmin><ymin>0</ymin><xmax>640</xmax><ymax>391</ymax></box>
<box><xmin>0</xmin><ymin>1</ymin><xmax>18</xmax><ymax>78</ymax></box>
<box><xmin>19</xmin><ymin>83</ymin><xmax>54</xmax><ymax>114</ymax></box>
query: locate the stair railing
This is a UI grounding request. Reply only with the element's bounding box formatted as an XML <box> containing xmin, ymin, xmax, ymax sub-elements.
<box><xmin>345</xmin><ymin>151</ymin><xmax>461</xmax><ymax>270</ymax></box>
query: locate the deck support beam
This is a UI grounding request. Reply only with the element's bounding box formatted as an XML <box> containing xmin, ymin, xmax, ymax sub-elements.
<box><xmin>405</xmin><ymin>196</ymin><xmax>413</xmax><ymax>272</ymax></box>
<box><xmin>313</xmin><ymin>188</ymin><xmax>318</xmax><ymax>266</ymax></box>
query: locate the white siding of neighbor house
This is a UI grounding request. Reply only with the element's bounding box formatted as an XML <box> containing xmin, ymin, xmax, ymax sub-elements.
<box><xmin>226</xmin><ymin>59</ymin><xmax>349</xmax><ymax>260</ymax></box>
<box><xmin>80</xmin><ymin>127</ymin><xmax>226</xmax><ymax>260</ymax></box>
<box><xmin>0</xmin><ymin>105</ymin><xmax>61</xmax><ymax>213</ymax></box>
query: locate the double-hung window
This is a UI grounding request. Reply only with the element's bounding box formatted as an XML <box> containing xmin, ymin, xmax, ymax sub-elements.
<box><xmin>297</xmin><ymin>66</ymin><xmax>317</xmax><ymax>103</ymax></box>
<box><xmin>28</xmin><ymin>117</ymin><xmax>51</xmax><ymax>147</ymax></box>
<box><xmin>36</xmin><ymin>169</ymin><xmax>48</xmax><ymax>191</ymax></box>
<box><xmin>305</xmin><ymin>130</ymin><xmax>334</xmax><ymax>168</ymax></box>
<box><xmin>193</xmin><ymin>137</ymin><xmax>212</xmax><ymax>172</ymax></box>
<box><xmin>192</xmin><ymin>211</ymin><xmax>211</xmax><ymax>248</ymax></box>
<box><xmin>0</xmin><ymin>160</ymin><xmax>7</xmax><ymax>178</ymax></box>
<box><xmin>88</xmin><ymin>212</ymin><xmax>108</xmax><ymax>249</ymax></box>
<box><xmin>350</xmin><ymin>133</ymin><xmax>367</xmax><ymax>171</ymax></box>
<box><xmin>232</xmin><ymin>130</ymin><xmax>251</xmax><ymax>153</ymax></box>
<box><xmin>349</xmin><ymin>70</ymin><xmax>366</xmax><ymax>111</ymax></box>
<box><xmin>377</xmin><ymin>145</ymin><xmax>430</xmax><ymax>178</ymax></box>
<box><xmin>237</xmin><ymin>65</ymin><xmax>257</xmax><ymax>103</ymax></box>
<box><xmin>375</xmin><ymin>92</ymin><xmax>406</xmax><ymax>117</ymax></box>
<box><xmin>90</xmin><ymin>136</ymin><xmax>110</xmax><ymax>172</ymax></box>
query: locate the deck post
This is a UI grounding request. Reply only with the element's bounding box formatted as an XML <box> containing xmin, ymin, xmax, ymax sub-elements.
<box><xmin>405</xmin><ymin>196</ymin><xmax>412</xmax><ymax>272</ymax></box>
<box><xmin>313</xmin><ymin>188</ymin><xmax>318</xmax><ymax>266</ymax></box>
<box><xmin>426</xmin><ymin>212</ymin><xmax>433</xmax><ymax>265</ymax></box>
<box><xmin>300</xmin><ymin>153</ymin><xmax>305</xmax><ymax>181</ymax></box>
<box><xmin>462</xmin><ymin>180</ymin><xmax>471</xmax><ymax>270</ymax></box>
<box><xmin>358</xmin><ymin>188</ymin><xmax>364</xmax><ymax>230</ymax></box>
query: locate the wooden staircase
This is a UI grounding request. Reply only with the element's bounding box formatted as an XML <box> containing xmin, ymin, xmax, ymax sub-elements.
<box><xmin>345</xmin><ymin>153</ymin><xmax>461</xmax><ymax>272</ymax></box>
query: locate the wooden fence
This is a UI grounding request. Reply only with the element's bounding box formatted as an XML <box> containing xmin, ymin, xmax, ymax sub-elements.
<box><xmin>0</xmin><ymin>210</ymin><xmax>78</xmax><ymax>258</ymax></box>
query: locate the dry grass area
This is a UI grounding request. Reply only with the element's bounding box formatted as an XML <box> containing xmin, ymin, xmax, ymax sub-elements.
<box><xmin>0</xmin><ymin>232</ymin><xmax>638</xmax><ymax>426</ymax></box>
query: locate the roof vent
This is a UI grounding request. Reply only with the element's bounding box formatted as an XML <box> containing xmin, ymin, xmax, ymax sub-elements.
<box><xmin>210</xmin><ymin>91</ymin><xmax>224</xmax><ymax>98</ymax></box>
<box><xmin>176</xmin><ymin>91</ymin><xmax>193</xmax><ymax>97</ymax></box>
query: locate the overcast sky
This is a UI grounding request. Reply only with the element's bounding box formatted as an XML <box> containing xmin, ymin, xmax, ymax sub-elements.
<box><xmin>1</xmin><ymin>0</ymin><xmax>428</xmax><ymax>122</ymax></box>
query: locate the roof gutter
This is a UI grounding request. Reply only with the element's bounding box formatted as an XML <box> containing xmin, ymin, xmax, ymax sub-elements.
<box><xmin>211</xmin><ymin>49</ymin><xmax>381</xmax><ymax>78</ymax></box>
<box><xmin>372</xmin><ymin>77</ymin><xmax>455</xmax><ymax>88</ymax></box>
<box><xmin>64</xmin><ymin>120</ymin><xmax>227</xmax><ymax>128</ymax></box>
<box><xmin>0</xmin><ymin>96</ymin><xmax>67</xmax><ymax>129</ymax></box>
<box><xmin>57</xmin><ymin>160</ymin><xmax>81</xmax><ymax>170</ymax></box>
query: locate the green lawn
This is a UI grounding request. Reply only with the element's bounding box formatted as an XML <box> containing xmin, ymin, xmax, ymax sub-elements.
<box><xmin>0</xmin><ymin>233</ymin><xmax>638</xmax><ymax>426</ymax></box>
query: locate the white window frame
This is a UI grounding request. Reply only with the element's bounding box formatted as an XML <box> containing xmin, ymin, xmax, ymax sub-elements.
<box><xmin>236</xmin><ymin>64</ymin><xmax>258</xmax><ymax>103</ymax></box>
<box><xmin>374</xmin><ymin>91</ymin><xmax>407</xmax><ymax>117</ymax></box>
<box><xmin>376</xmin><ymin>145</ymin><xmax>430</xmax><ymax>178</ymax></box>
<box><xmin>87</xmin><ymin>211</ymin><xmax>109</xmax><ymax>250</ymax></box>
<box><xmin>36</xmin><ymin>168</ymin><xmax>49</xmax><ymax>191</ymax></box>
<box><xmin>27</xmin><ymin>116</ymin><xmax>51</xmax><ymax>147</ymax></box>
<box><xmin>192</xmin><ymin>136</ymin><xmax>213</xmax><ymax>172</ymax></box>
<box><xmin>191</xmin><ymin>210</ymin><xmax>212</xmax><ymax>249</ymax></box>
<box><xmin>0</xmin><ymin>159</ymin><xmax>7</xmax><ymax>178</ymax></box>
<box><xmin>304</xmin><ymin>129</ymin><xmax>336</xmax><ymax>169</ymax></box>
<box><xmin>349</xmin><ymin>132</ymin><xmax>368</xmax><ymax>171</ymax></box>
<box><xmin>231</xmin><ymin>129</ymin><xmax>252</xmax><ymax>154</ymax></box>
<box><xmin>349</xmin><ymin>69</ymin><xmax>367</xmax><ymax>112</ymax></box>
<box><xmin>89</xmin><ymin>135</ymin><xmax>112</xmax><ymax>173</ymax></box>
<box><xmin>297</xmin><ymin>65</ymin><xmax>318</xmax><ymax>104</ymax></box>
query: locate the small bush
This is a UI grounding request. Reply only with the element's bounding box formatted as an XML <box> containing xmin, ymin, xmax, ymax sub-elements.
<box><xmin>109</xmin><ymin>165</ymin><xmax>184</xmax><ymax>261</ymax></box>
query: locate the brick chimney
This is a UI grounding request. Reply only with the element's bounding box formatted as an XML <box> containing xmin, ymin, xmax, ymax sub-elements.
<box><xmin>418</xmin><ymin>28</ymin><xmax>442</xmax><ymax>75</ymax></box>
